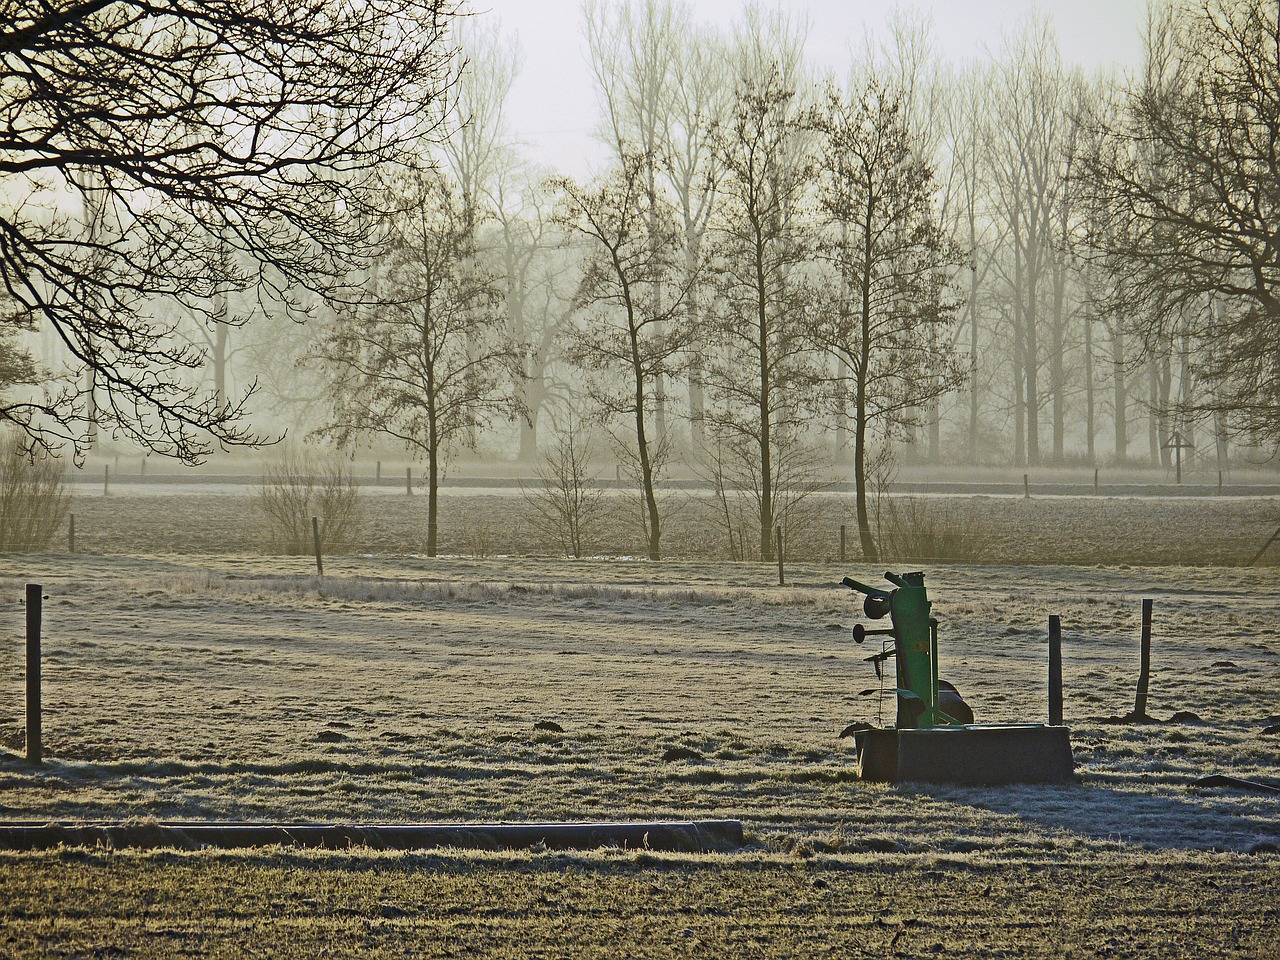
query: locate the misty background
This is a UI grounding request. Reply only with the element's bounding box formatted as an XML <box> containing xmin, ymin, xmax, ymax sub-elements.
<box><xmin>3</xmin><ymin>0</ymin><xmax>1277</xmax><ymax>562</ymax></box>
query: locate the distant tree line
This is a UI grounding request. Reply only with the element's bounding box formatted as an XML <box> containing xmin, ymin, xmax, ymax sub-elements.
<box><xmin>1</xmin><ymin>0</ymin><xmax>1277</xmax><ymax>561</ymax></box>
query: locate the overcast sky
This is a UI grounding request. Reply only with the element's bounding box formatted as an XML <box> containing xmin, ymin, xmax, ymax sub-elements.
<box><xmin>470</xmin><ymin>0</ymin><xmax>1148</xmax><ymax>179</ymax></box>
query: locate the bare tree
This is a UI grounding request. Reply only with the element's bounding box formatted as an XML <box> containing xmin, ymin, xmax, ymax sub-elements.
<box><xmin>660</xmin><ymin>17</ymin><xmax>730</xmax><ymax>449</ymax></box>
<box><xmin>0</xmin><ymin>429</ymin><xmax>70</xmax><ymax>552</ymax></box>
<box><xmin>442</xmin><ymin>17</ymin><xmax>520</xmax><ymax>237</ymax></box>
<box><xmin>707</xmin><ymin>58</ymin><xmax>815</xmax><ymax>563</ymax></box>
<box><xmin>1044</xmin><ymin>72</ymin><xmax>1089</xmax><ymax>463</ymax></box>
<box><xmin>258</xmin><ymin>450</ymin><xmax>360</xmax><ymax>555</ymax></box>
<box><xmin>938</xmin><ymin>61</ymin><xmax>1004</xmax><ymax>462</ymax></box>
<box><xmin>583</xmin><ymin>0</ymin><xmax>686</xmax><ymax>438</ymax></box>
<box><xmin>1076</xmin><ymin>96</ymin><xmax>1141</xmax><ymax>467</ymax></box>
<box><xmin>584</xmin><ymin>0</ymin><xmax>680</xmax><ymax>173</ymax></box>
<box><xmin>808</xmin><ymin>77</ymin><xmax>966</xmax><ymax>562</ymax></box>
<box><xmin>985</xmin><ymin>15</ymin><xmax>1071</xmax><ymax>466</ymax></box>
<box><xmin>1080</xmin><ymin>0</ymin><xmax>1280</xmax><ymax>446</ymax></box>
<box><xmin>555</xmin><ymin>153</ymin><xmax>694</xmax><ymax>561</ymax></box>
<box><xmin>488</xmin><ymin>165</ymin><xmax>576</xmax><ymax>462</ymax></box>
<box><xmin>433</xmin><ymin>18</ymin><xmax>522</xmax><ymax>453</ymax></box>
<box><xmin>0</xmin><ymin>0</ymin><xmax>462</xmax><ymax>460</ymax></box>
<box><xmin>1070</xmin><ymin>71</ymin><xmax>1124</xmax><ymax>467</ymax></box>
<box><xmin>315</xmin><ymin>166</ymin><xmax>513</xmax><ymax>557</ymax></box>
<box><xmin>522</xmin><ymin>417</ymin><xmax>605</xmax><ymax>558</ymax></box>
<box><xmin>873</xmin><ymin>12</ymin><xmax>954</xmax><ymax>461</ymax></box>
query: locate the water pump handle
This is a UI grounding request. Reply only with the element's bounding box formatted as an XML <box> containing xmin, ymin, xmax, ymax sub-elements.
<box><xmin>841</xmin><ymin>576</ymin><xmax>888</xmax><ymax>597</ymax></box>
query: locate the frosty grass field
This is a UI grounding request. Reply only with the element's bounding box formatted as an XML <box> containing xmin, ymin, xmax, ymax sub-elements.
<box><xmin>0</xmin><ymin>491</ymin><xmax>1276</xmax><ymax>957</ymax></box>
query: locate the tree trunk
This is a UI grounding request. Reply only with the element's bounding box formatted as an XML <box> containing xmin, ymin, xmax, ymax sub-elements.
<box><xmin>517</xmin><ymin>363</ymin><xmax>543</xmax><ymax>461</ymax></box>
<box><xmin>1112</xmin><ymin>326</ymin><xmax>1128</xmax><ymax>461</ymax></box>
<box><xmin>212</xmin><ymin>321</ymin><xmax>230</xmax><ymax>408</ymax></box>
<box><xmin>1148</xmin><ymin>351</ymin><xmax>1173</xmax><ymax>467</ymax></box>
<box><xmin>1158</xmin><ymin>354</ymin><xmax>1172</xmax><ymax>467</ymax></box>
<box><xmin>854</xmin><ymin>253</ymin><xmax>877</xmax><ymax>563</ymax></box>
<box><xmin>688</xmin><ymin>367</ymin><xmax>705</xmax><ymax>450</ymax></box>
<box><xmin>1215</xmin><ymin>410</ymin><xmax>1229</xmax><ymax>472</ymax></box>
<box><xmin>507</xmin><ymin>239</ymin><xmax>536</xmax><ymax>462</ymax></box>
<box><xmin>654</xmin><ymin>374</ymin><xmax>667</xmax><ymax>441</ymax></box>
<box><xmin>518</xmin><ymin>418</ymin><xmax>539</xmax><ymax>462</ymax></box>
<box><xmin>1012</xmin><ymin>332</ymin><xmax>1026</xmax><ymax>468</ymax></box>
<box><xmin>1050</xmin><ymin>282</ymin><xmax>1066</xmax><ymax>464</ymax></box>
<box><xmin>647</xmin><ymin>161</ymin><xmax>668</xmax><ymax>445</ymax></box>
<box><xmin>427</xmin><ymin>446</ymin><xmax>439</xmax><ymax>558</ymax></box>
<box><xmin>1024</xmin><ymin>312</ymin><xmax>1040</xmax><ymax>465</ymax></box>
<box><xmin>1211</xmin><ymin>304</ymin><xmax>1229</xmax><ymax>473</ymax></box>
<box><xmin>756</xmin><ymin>242</ymin><xmax>774</xmax><ymax>564</ymax></box>
<box><xmin>758</xmin><ymin>357</ymin><xmax>774</xmax><ymax>562</ymax></box>
<box><xmin>926</xmin><ymin>339</ymin><xmax>941</xmax><ymax>463</ymax></box>
<box><xmin>1177</xmin><ymin>318</ymin><xmax>1196</xmax><ymax>453</ymax></box>
<box><xmin>966</xmin><ymin>251</ymin><xmax>980</xmax><ymax>464</ymax></box>
<box><xmin>629</xmin><ymin>304</ymin><xmax>661</xmax><ymax>561</ymax></box>
<box><xmin>683</xmin><ymin>230</ymin><xmax>705</xmax><ymax>453</ymax></box>
<box><xmin>635</xmin><ymin>392</ymin><xmax>661</xmax><ymax>562</ymax></box>
<box><xmin>1084</xmin><ymin>308</ymin><xmax>1096</xmax><ymax>466</ymax></box>
<box><xmin>427</xmin><ymin>372</ymin><xmax>439</xmax><ymax>556</ymax></box>
<box><xmin>1148</xmin><ymin>356</ymin><xmax>1165</xmax><ymax>467</ymax></box>
<box><xmin>853</xmin><ymin>397</ymin><xmax>877</xmax><ymax>563</ymax></box>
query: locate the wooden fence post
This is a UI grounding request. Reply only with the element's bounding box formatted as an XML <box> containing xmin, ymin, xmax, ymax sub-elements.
<box><xmin>312</xmin><ymin>516</ymin><xmax>324</xmax><ymax>577</ymax></box>
<box><xmin>1134</xmin><ymin>599</ymin><xmax>1153</xmax><ymax>719</ymax></box>
<box><xmin>775</xmin><ymin>526</ymin><xmax>784</xmax><ymax>586</ymax></box>
<box><xmin>25</xmin><ymin>583</ymin><xmax>42</xmax><ymax>765</ymax></box>
<box><xmin>1248</xmin><ymin>524</ymin><xmax>1280</xmax><ymax>566</ymax></box>
<box><xmin>68</xmin><ymin>514</ymin><xmax>75</xmax><ymax>554</ymax></box>
<box><xmin>1048</xmin><ymin>615</ymin><xmax>1063</xmax><ymax>725</ymax></box>
<box><xmin>839</xmin><ymin>524</ymin><xmax>846</xmax><ymax>563</ymax></box>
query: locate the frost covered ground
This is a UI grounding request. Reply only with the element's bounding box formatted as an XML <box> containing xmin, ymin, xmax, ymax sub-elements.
<box><xmin>0</xmin><ymin>551</ymin><xmax>1275</xmax><ymax>854</ymax></box>
<box><xmin>0</xmin><ymin>497</ymin><xmax>1276</xmax><ymax>957</ymax></box>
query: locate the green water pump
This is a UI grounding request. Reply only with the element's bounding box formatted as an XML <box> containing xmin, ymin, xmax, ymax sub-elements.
<box><xmin>842</xmin><ymin>570</ymin><xmax>949</xmax><ymax>729</ymax></box>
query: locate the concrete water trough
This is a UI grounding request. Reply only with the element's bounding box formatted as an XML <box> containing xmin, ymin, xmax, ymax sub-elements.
<box><xmin>853</xmin><ymin>725</ymin><xmax>1075</xmax><ymax>786</ymax></box>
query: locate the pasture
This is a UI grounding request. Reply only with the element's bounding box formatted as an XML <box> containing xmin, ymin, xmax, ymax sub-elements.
<box><xmin>0</xmin><ymin>493</ymin><xmax>1276</xmax><ymax>957</ymax></box>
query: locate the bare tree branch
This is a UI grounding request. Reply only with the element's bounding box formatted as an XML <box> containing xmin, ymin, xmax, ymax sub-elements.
<box><xmin>0</xmin><ymin>0</ymin><xmax>463</xmax><ymax>460</ymax></box>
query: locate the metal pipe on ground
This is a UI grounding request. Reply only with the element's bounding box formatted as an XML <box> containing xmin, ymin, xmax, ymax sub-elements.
<box><xmin>0</xmin><ymin>819</ymin><xmax>745</xmax><ymax>853</ymax></box>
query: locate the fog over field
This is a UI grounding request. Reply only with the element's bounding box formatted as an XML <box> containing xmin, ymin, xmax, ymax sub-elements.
<box><xmin>6</xmin><ymin>0</ymin><xmax>1278</xmax><ymax>559</ymax></box>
